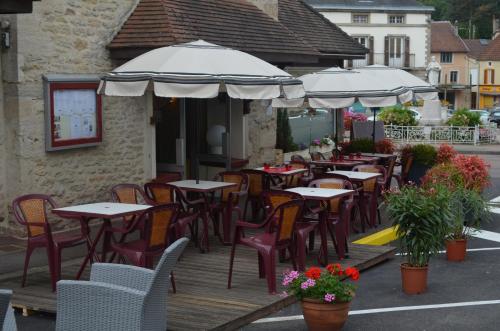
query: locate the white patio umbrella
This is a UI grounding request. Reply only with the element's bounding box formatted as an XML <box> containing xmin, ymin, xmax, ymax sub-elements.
<box><xmin>356</xmin><ymin>65</ymin><xmax>438</xmax><ymax>101</ymax></box>
<box><xmin>272</xmin><ymin>67</ymin><xmax>413</xmax><ymax>109</ymax></box>
<box><xmin>99</xmin><ymin>40</ymin><xmax>304</xmax><ymax>100</ymax></box>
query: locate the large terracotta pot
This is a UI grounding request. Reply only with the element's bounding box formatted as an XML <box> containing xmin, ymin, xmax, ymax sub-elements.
<box><xmin>446</xmin><ymin>239</ymin><xmax>467</xmax><ymax>262</ymax></box>
<box><xmin>400</xmin><ymin>263</ymin><xmax>428</xmax><ymax>295</ymax></box>
<box><xmin>301</xmin><ymin>298</ymin><xmax>351</xmax><ymax>331</ymax></box>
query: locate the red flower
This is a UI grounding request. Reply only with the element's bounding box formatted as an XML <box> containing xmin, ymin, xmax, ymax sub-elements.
<box><xmin>305</xmin><ymin>267</ymin><xmax>322</xmax><ymax>280</ymax></box>
<box><xmin>326</xmin><ymin>263</ymin><xmax>343</xmax><ymax>275</ymax></box>
<box><xmin>344</xmin><ymin>267</ymin><xmax>360</xmax><ymax>281</ymax></box>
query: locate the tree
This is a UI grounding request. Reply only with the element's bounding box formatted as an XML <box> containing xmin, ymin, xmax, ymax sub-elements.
<box><xmin>275</xmin><ymin>109</ymin><xmax>297</xmax><ymax>153</ymax></box>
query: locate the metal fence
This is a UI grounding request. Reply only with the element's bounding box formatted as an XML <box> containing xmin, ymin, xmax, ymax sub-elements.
<box><xmin>384</xmin><ymin>124</ymin><xmax>497</xmax><ymax>145</ymax></box>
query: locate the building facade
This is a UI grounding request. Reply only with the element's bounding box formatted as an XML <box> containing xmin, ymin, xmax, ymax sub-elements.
<box><xmin>430</xmin><ymin>21</ymin><xmax>474</xmax><ymax>109</ymax></box>
<box><xmin>305</xmin><ymin>0</ymin><xmax>434</xmax><ymax>77</ymax></box>
<box><xmin>0</xmin><ymin>0</ymin><xmax>366</xmax><ymax>234</ymax></box>
<box><xmin>477</xmin><ymin>33</ymin><xmax>500</xmax><ymax>109</ymax></box>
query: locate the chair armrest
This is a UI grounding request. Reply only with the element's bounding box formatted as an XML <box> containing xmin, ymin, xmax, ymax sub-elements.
<box><xmin>56</xmin><ymin>280</ymin><xmax>146</xmax><ymax>331</ymax></box>
<box><xmin>90</xmin><ymin>263</ymin><xmax>154</xmax><ymax>292</ymax></box>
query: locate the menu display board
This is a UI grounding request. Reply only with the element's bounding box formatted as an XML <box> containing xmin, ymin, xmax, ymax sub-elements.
<box><xmin>44</xmin><ymin>75</ymin><xmax>102</xmax><ymax>151</ymax></box>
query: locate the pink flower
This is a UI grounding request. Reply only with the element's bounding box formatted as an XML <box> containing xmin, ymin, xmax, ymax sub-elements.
<box><xmin>324</xmin><ymin>293</ymin><xmax>336</xmax><ymax>303</ymax></box>
<box><xmin>282</xmin><ymin>270</ymin><xmax>300</xmax><ymax>286</ymax></box>
<box><xmin>300</xmin><ymin>279</ymin><xmax>316</xmax><ymax>290</ymax></box>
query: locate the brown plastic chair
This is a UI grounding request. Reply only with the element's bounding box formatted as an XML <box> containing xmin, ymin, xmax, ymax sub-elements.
<box><xmin>383</xmin><ymin>155</ymin><xmax>397</xmax><ymax>189</ymax></box>
<box><xmin>12</xmin><ymin>194</ymin><xmax>88</xmax><ymax>291</ymax></box>
<box><xmin>352</xmin><ymin>165</ymin><xmax>387</xmax><ymax>227</ymax></box>
<box><xmin>308</xmin><ymin>178</ymin><xmax>355</xmax><ymax>260</ymax></box>
<box><xmin>108</xmin><ymin>203</ymin><xmax>179</xmax><ymax>292</ymax></box>
<box><xmin>285</xmin><ymin>162</ymin><xmax>313</xmax><ymax>188</ymax></box>
<box><xmin>263</xmin><ymin>190</ymin><xmax>317</xmax><ymax>271</ymax></box>
<box><xmin>227</xmin><ymin>198</ymin><xmax>304</xmax><ymax>294</ymax></box>
<box><xmin>290</xmin><ymin>154</ymin><xmax>307</xmax><ymax>163</ymax></box>
<box><xmin>210</xmin><ymin>171</ymin><xmax>248</xmax><ymax>244</ymax></box>
<box><xmin>393</xmin><ymin>155</ymin><xmax>413</xmax><ymax>187</ymax></box>
<box><xmin>241</xmin><ymin>169</ymin><xmax>282</xmax><ymax>221</ymax></box>
<box><xmin>144</xmin><ymin>182</ymin><xmax>204</xmax><ymax>249</ymax></box>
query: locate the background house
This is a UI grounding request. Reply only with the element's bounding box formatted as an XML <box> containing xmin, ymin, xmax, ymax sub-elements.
<box><xmin>0</xmin><ymin>0</ymin><xmax>366</xmax><ymax>234</ymax></box>
<box><xmin>305</xmin><ymin>0</ymin><xmax>434</xmax><ymax>78</ymax></box>
<box><xmin>430</xmin><ymin>21</ymin><xmax>473</xmax><ymax>109</ymax></box>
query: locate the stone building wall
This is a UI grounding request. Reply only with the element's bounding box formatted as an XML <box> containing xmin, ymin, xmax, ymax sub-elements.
<box><xmin>246</xmin><ymin>100</ymin><xmax>278</xmax><ymax>168</ymax></box>
<box><xmin>0</xmin><ymin>0</ymin><xmax>147</xmax><ymax>235</ymax></box>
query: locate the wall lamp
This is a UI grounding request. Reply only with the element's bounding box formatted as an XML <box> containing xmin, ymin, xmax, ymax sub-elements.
<box><xmin>1</xmin><ymin>20</ymin><xmax>11</xmax><ymax>49</ymax></box>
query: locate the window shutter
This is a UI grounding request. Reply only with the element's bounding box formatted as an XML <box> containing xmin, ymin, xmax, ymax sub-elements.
<box><xmin>369</xmin><ymin>36</ymin><xmax>374</xmax><ymax>65</ymax></box>
<box><xmin>493</xmin><ymin>70</ymin><xmax>496</xmax><ymax>85</ymax></box>
<box><xmin>404</xmin><ymin>36</ymin><xmax>410</xmax><ymax>68</ymax></box>
<box><xmin>384</xmin><ymin>36</ymin><xmax>389</xmax><ymax>66</ymax></box>
<box><xmin>484</xmin><ymin>70</ymin><xmax>488</xmax><ymax>84</ymax></box>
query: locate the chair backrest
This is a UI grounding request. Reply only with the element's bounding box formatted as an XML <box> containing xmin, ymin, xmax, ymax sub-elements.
<box><xmin>262</xmin><ymin>190</ymin><xmax>302</xmax><ymax>213</ymax></box>
<box><xmin>12</xmin><ymin>194</ymin><xmax>56</xmax><ymax>238</ymax></box>
<box><xmin>144</xmin><ymin>182</ymin><xmax>177</xmax><ymax>204</ymax></box>
<box><xmin>310</xmin><ymin>152</ymin><xmax>325</xmax><ymax>161</ymax></box>
<box><xmin>111</xmin><ymin>184</ymin><xmax>146</xmax><ymax>205</ymax></box>
<box><xmin>401</xmin><ymin>155</ymin><xmax>414</xmax><ymax>180</ymax></box>
<box><xmin>384</xmin><ymin>156</ymin><xmax>397</xmax><ymax>187</ymax></box>
<box><xmin>216</xmin><ymin>171</ymin><xmax>247</xmax><ymax>204</ymax></box>
<box><xmin>268</xmin><ymin>199</ymin><xmax>304</xmax><ymax>245</ymax></box>
<box><xmin>139</xmin><ymin>203</ymin><xmax>179</xmax><ymax>251</ymax></box>
<box><xmin>143</xmin><ymin>237</ymin><xmax>189</xmax><ymax>331</ymax></box>
<box><xmin>286</xmin><ymin>162</ymin><xmax>308</xmax><ymax>187</ymax></box>
<box><xmin>290</xmin><ymin>154</ymin><xmax>306</xmax><ymax>163</ymax></box>
<box><xmin>241</xmin><ymin>169</ymin><xmax>269</xmax><ymax>197</ymax></box>
<box><xmin>309</xmin><ymin>178</ymin><xmax>353</xmax><ymax>213</ymax></box>
<box><xmin>352</xmin><ymin>165</ymin><xmax>387</xmax><ymax>193</ymax></box>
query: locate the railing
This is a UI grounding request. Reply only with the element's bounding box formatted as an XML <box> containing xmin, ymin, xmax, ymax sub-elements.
<box><xmin>345</xmin><ymin>54</ymin><xmax>416</xmax><ymax>69</ymax></box>
<box><xmin>384</xmin><ymin>124</ymin><xmax>497</xmax><ymax>145</ymax></box>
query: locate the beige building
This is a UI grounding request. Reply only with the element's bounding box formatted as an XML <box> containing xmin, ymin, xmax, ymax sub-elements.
<box><xmin>0</xmin><ymin>0</ymin><xmax>366</xmax><ymax>234</ymax></box>
<box><xmin>430</xmin><ymin>21</ymin><xmax>474</xmax><ymax>109</ymax></box>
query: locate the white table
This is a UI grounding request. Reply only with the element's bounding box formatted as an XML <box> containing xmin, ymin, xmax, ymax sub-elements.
<box><xmin>53</xmin><ymin>202</ymin><xmax>151</xmax><ymax>279</ymax></box>
<box><xmin>169</xmin><ymin>180</ymin><xmax>237</xmax><ymax>192</ymax></box>
<box><xmin>326</xmin><ymin>170</ymin><xmax>382</xmax><ymax>181</ymax></box>
<box><xmin>286</xmin><ymin>187</ymin><xmax>354</xmax><ymax>263</ymax></box>
<box><xmin>254</xmin><ymin>167</ymin><xmax>308</xmax><ymax>176</ymax></box>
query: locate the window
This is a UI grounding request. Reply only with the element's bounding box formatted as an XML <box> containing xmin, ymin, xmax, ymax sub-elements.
<box><xmin>450</xmin><ymin>71</ymin><xmax>458</xmax><ymax>83</ymax></box>
<box><xmin>353</xmin><ymin>36</ymin><xmax>368</xmax><ymax>47</ymax></box>
<box><xmin>485</xmin><ymin>69</ymin><xmax>495</xmax><ymax>84</ymax></box>
<box><xmin>352</xmin><ymin>14</ymin><xmax>369</xmax><ymax>23</ymax></box>
<box><xmin>389</xmin><ymin>15</ymin><xmax>405</xmax><ymax>24</ymax></box>
<box><xmin>440</xmin><ymin>52</ymin><xmax>453</xmax><ymax>63</ymax></box>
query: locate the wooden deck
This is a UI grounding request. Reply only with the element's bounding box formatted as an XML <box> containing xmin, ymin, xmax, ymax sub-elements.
<box><xmin>0</xmin><ymin>238</ymin><xmax>395</xmax><ymax>330</ymax></box>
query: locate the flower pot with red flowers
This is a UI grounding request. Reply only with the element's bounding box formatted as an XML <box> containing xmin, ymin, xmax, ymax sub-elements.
<box><xmin>386</xmin><ymin>185</ymin><xmax>452</xmax><ymax>295</ymax></box>
<box><xmin>282</xmin><ymin>265</ymin><xmax>359</xmax><ymax>331</ymax></box>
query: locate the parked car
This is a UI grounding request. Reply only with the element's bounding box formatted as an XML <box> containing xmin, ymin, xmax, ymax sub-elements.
<box><xmin>490</xmin><ymin>109</ymin><xmax>500</xmax><ymax>125</ymax></box>
<box><xmin>469</xmin><ymin>109</ymin><xmax>490</xmax><ymax>125</ymax></box>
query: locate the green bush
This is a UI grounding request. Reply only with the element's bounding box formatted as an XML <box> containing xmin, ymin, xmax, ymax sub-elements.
<box><xmin>276</xmin><ymin>109</ymin><xmax>299</xmax><ymax>152</ymax></box>
<box><xmin>411</xmin><ymin>144</ymin><xmax>437</xmax><ymax>167</ymax></box>
<box><xmin>340</xmin><ymin>138</ymin><xmax>376</xmax><ymax>154</ymax></box>
<box><xmin>378</xmin><ymin>105</ymin><xmax>418</xmax><ymax>126</ymax></box>
<box><xmin>446</xmin><ymin>108</ymin><xmax>481</xmax><ymax>127</ymax></box>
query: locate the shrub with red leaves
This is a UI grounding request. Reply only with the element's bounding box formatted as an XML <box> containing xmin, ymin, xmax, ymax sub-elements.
<box><xmin>436</xmin><ymin>144</ymin><xmax>457</xmax><ymax>164</ymax></box>
<box><xmin>453</xmin><ymin>154</ymin><xmax>490</xmax><ymax>192</ymax></box>
<box><xmin>375</xmin><ymin>139</ymin><xmax>395</xmax><ymax>154</ymax></box>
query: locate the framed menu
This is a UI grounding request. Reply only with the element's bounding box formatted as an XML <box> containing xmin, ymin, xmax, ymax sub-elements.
<box><xmin>44</xmin><ymin>74</ymin><xmax>102</xmax><ymax>151</ymax></box>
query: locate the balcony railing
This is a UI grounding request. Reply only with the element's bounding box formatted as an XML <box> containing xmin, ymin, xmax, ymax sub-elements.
<box><xmin>345</xmin><ymin>53</ymin><xmax>416</xmax><ymax>69</ymax></box>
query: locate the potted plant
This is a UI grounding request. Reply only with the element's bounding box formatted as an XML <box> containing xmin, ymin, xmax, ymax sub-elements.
<box><xmin>386</xmin><ymin>185</ymin><xmax>452</xmax><ymax>294</ymax></box>
<box><xmin>445</xmin><ymin>187</ymin><xmax>490</xmax><ymax>261</ymax></box>
<box><xmin>282</xmin><ymin>264</ymin><xmax>359</xmax><ymax>330</ymax></box>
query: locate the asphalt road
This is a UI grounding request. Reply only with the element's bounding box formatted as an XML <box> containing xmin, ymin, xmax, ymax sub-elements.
<box><xmin>12</xmin><ymin>154</ymin><xmax>500</xmax><ymax>331</ymax></box>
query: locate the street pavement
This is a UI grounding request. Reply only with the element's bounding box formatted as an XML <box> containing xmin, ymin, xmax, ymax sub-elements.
<box><xmin>11</xmin><ymin>154</ymin><xmax>500</xmax><ymax>331</ymax></box>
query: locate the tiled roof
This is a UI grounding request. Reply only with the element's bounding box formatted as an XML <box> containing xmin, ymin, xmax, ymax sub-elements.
<box><xmin>305</xmin><ymin>0</ymin><xmax>434</xmax><ymax>12</ymax></box>
<box><xmin>279</xmin><ymin>0</ymin><xmax>368</xmax><ymax>56</ymax></box>
<box><xmin>463</xmin><ymin>39</ymin><xmax>490</xmax><ymax>60</ymax></box>
<box><xmin>431</xmin><ymin>22</ymin><xmax>469</xmax><ymax>53</ymax></box>
<box><xmin>478</xmin><ymin>37</ymin><xmax>500</xmax><ymax>61</ymax></box>
<box><xmin>108</xmin><ymin>0</ymin><xmax>367</xmax><ymax>62</ymax></box>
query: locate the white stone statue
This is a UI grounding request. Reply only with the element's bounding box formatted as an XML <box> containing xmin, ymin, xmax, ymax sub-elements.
<box><xmin>426</xmin><ymin>56</ymin><xmax>441</xmax><ymax>86</ymax></box>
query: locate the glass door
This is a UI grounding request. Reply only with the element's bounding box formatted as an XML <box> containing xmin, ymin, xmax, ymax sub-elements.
<box><xmin>388</xmin><ymin>36</ymin><xmax>405</xmax><ymax>68</ymax></box>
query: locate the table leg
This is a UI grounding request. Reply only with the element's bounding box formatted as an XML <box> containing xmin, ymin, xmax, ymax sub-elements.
<box><xmin>317</xmin><ymin>210</ymin><xmax>329</xmax><ymax>266</ymax></box>
<box><xmin>76</xmin><ymin>220</ymin><xmax>108</xmax><ymax>280</ymax></box>
<box><xmin>334</xmin><ymin>212</ymin><xmax>347</xmax><ymax>260</ymax></box>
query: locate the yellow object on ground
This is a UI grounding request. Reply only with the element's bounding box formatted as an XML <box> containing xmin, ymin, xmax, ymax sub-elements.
<box><xmin>353</xmin><ymin>226</ymin><xmax>399</xmax><ymax>246</ymax></box>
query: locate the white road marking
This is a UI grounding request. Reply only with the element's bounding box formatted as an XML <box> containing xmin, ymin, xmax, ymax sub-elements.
<box><xmin>253</xmin><ymin>300</ymin><xmax>500</xmax><ymax>324</ymax></box>
<box><xmin>470</xmin><ymin>229</ymin><xmax>500</xmax><ymax>243</ymax></box>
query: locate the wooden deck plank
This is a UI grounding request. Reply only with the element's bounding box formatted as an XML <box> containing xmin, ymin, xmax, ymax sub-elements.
<box><xmin>0</xmin><ymin>237</ymin><xmax>395</xmax><ymax>330</ymax></box>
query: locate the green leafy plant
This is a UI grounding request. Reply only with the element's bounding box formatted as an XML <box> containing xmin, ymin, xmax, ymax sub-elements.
<box><xmin>378</xmin><ymin>105</ymin><xmax>418</xmax><ymax>126</ymax></box>
<box><xmin>448</xmin><ymin>187</ymin><xmax>490</xmax><ymax>240</ymax></box>
<box><xmin>386</xmin><ymin>185</ymin><xmax>453</xmax><ymax>267</ymax></box>
<box><xmin>410</xmin><ymin>144</ymin><xmax>437</xmax><ymax>167</ymax></box>
<box><xmin>446</xmin><ymin>108</ymin><xmax>481</xmax><ymax>127</ymax></box>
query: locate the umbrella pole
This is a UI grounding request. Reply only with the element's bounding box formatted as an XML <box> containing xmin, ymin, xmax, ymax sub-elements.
<box><xmin>226</xmin><ymin>94</ymin><xmax>232</xmax><ymax>171</ymax></box>
<box><xmin>195</xmin><ymin>99</ymin><xmax>200</xmax><ymax>184</ymax></box>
